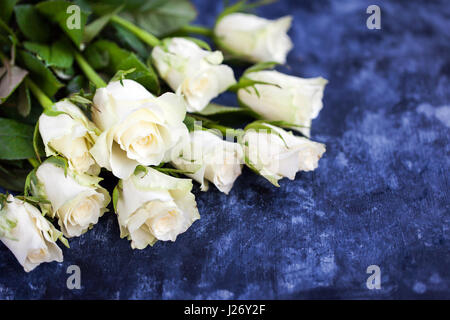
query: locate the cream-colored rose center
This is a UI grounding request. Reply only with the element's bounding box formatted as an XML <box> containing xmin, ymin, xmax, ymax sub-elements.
<box><xmin>145</xmin><ymin>208</ymin><xmax>180</xmax><ymax>237</ymax></box>
<box><xmin>71</xmin><ymin>198</ymin><xmax>97</xmax><ymax>226</ymax></box>
<box><xmin>191</xmin><ymin>76</ymin><xmax>209</xmax><ymax>92</ymax></box>
<box><xmin>117</xmin><ymin>119</ymin><xmax>164</xmax><ymax>160</ymax></box>
<box><xmin>28</xmin><ymin>248</ymin><xmax>48</xmax><ymax>263</ymax></box>
<box><xmin>135</xmin><ymin>134</ymin><xmax>154</xmax><ymax>148</ymax></box>
<box><xmin>51</xmin><ymin>136</ymin><xmax>93</xmax><ymax>172</ymax></box>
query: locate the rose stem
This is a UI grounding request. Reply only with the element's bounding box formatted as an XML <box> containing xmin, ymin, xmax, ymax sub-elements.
<box><xmin>188</xmin><ymin>114</ymin><xmax>242</xmax><ymax>137</ymax></box>
<box><xmin>73</xmin><ymin>52</ymin><xmax>107</xmax><ymax>88</ymax></box>
<box><xmin>25</xmin><ymin>78</ymin><xmax>53</xmax><ymax>109</ymax></box>
<box><xmin>179</xmin><ymin>25</ymin><xmax>213</xmax><ymax>37</ymax></box>
<box><xmin>25</xmin><ymin>78</ymin><xmax>53</xmax><ymax>166</ymax></box>
<box><xmin>110</xmin><ymin>15</ymin><xmax>161</xmax><ymax>48</ymax></box>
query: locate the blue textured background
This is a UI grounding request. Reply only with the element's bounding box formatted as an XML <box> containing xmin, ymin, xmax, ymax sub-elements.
<box><xmin>1</xmin><ymin>0</ymin><xmax>449</xmax><ymax>299</ymax></box>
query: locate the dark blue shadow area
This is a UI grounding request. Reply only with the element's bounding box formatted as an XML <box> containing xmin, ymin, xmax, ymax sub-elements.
<box><xmin>0</xmin><ymin>0</ymin><xmax>449</xmax><ymax>299</ymax></box>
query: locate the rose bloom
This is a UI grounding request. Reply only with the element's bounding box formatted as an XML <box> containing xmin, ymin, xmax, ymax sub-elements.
<box><xmin>242</xmin><ymin>123</ymin><xmax>326</xmax><ymax>185</ymax></box>
<box><xmin>116</xmin><ymin>167</ymin><xmax>200</xmax><ymax>249</ymax></box>
<box><xmin>39</xmin><ymin>100</ymin><xmax>100</xmax><ymax>174</ymax></box>
<box><xmin>171</xmin><ymin>130</ymin><xmax>243</xmax><ymax>194</ymax></box>
<box><xmin>152</xmin><ymin>37</ymin><xmax>236</xmax><ymax>112</ymax></box>
<box><xmin>90</xmin><ymin>79</ymin><xmax>188</xmax><ymax>179</ymax></box>
<box><xmin>0</xmin><ymin>194</ymin><xmax>63</xmax><ymax>272</ymax></box>
<box><xmin>214</xmin><ymin>13</ymin><xmax>293</xmax><ymax>64</ymax></box>
<box><xmin>238</xmin><ymin>70</ymin><xmax>328</xmax><ymax>137</ymax></box>
<box><xmin>34</xmin><ymin>161</ymin><xmax>110</xmax><ymax>238</ymax></box>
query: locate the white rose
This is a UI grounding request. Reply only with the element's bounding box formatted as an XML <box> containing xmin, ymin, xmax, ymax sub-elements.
<box><xmin>171</xmin><ymin>130</ymin><xmax>243</xmax><ymax>194</ymax></box>
<box><xmin>243</xmin><ymin>123</ymin><xmax>326</xmax><ymax>185</ymax></box>
<box><xmin>33</xmin><ymin>161</ymin><xmax>110</xmax><ymax>238</ymax></box>
<box><xmin>0</xmin><ymin>195</ymin><xmax>63</xmax><ymax>272</ymax></box>
<box><xmin>238</xmin><ymin>70</ymin><xmax>328</xmax><ymax>137</ymax></box>
<box><xmin>214</xmin><ymin>13</ymin><xmax>293</xmax><ymax>64</ymax></box>
<box><xmin>39</xmin><ymin>100</ymin><xmax>100</xmax><ymax>175</ymax></box>
<box><xmin>116</xmin><ymin>167</ymin><xmax>200</xmax><ymax>249</ymax></box>
<box><xmin>90</xmin><ymin>79</ymin><xmax>188</xmax><ymax>179</ymax></box>
<box><xmin>152</xmin><ymin>38</ymin><xmax>236</xmax><ymax>112</ymax></box>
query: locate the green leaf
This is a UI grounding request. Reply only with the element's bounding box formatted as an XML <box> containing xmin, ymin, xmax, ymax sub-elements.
<box><xmin>0</xmin><ymin>0</ymin><xmax>20</xmax><ymax>23</ymax></box>
<box><xmin>0</xmin><ymin>118</ymin><xmax>35</xmax><ymax>160</ymax></box>
<box><xmin>23</xmin><ymin>42</ymin><xmax>50</xmax><ymax>63</ymax></box>
<box><xmin>0</xmin><ymin>17</ymin><xmax>17</xmax><ymax>46</ymax></box>
<box><xmin>23</xmin><ymin>39</ymin><xmax>74</xmax><ymax>69</ymax></box>
<box><xmin>83</xmin><ymin>5</ymin><xmax>123</xmax><ymax>45</ymax></box>
<box><xmin>83</xmin><ymin>44</ymin><xmax>109</xmax><ymax>69</ymax></box>
<box><xmin>67</xmin><ymin>75</ymin><xmax>86</xmax><ymax>93</ymax></box>
<box><xmin>18</xmin><ymin>50</ymin><xmax>64</xmax><ymax>97</ymax></box>
<box><xmin>0</xmin><ymin>162</ymin><xmax>31</xmax><ymax>192</ymax></box>
<box><xmin>17</xmin><ymin>83</ymin><xmax>31</xmax><ymax>117</ymax></box>
<box><xmin>14</xmin><ymin>4</ymin><xmax>51</xmax><ymax>42</ymax></box>
<box><xmin>121</xmin><ymin>0</ymin><xmax>197</xmax><ymax>37</ymax></box>
<box><xmin>36</xmin><ymin>0</ymin><xmax>88</xmax><ymax>49</ymax></box>
<box><xmin>87</xmin><ymin>40</ymin><xmax>159</xmax><ymax>94</ymax></box>
<box><xmin>113</xmin><ymin>23</ymin><xmax>149</xmax><ymax>58</ymax></box>
<box><xmin>49</xmin><ymin>40</ymin><xmax>75</xmax><ymax>69</ymax></box>
<box><xmin>0</xmin><ymin>58</ymin><xmax>28</xmax><ymax>104</ymax></box>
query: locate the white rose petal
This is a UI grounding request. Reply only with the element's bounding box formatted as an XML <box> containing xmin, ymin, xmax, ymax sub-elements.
<box><xmin>238</xmin><ymin>70</ymin><xmax>328</xmax><ymax>137</ymax></box>
<box><xmin>172</xmin><ymin>130</ymin><xmax>243</xmax><ymax>194</ymax></box>
<box><xmin>0</xmin><ymin>195</ymin><xmax>63</xmax><ymax>272</ymax></box>
<box><xmin>152</xmin><ymin>38</ymin><xmax>236</xmax><ymax>112</ymax></box>
<box><xmin>39</xmin><ymin>100</ymin><xmax>100</xmax><ymax>175</ymax></box>
<box><xmin>214</xmin><ymin>13</ymin><xmax>293</xmax><ymax>64</ymax></box>
<box><xmin>90</xmin><ymin>80</ymin><xmax>188</xmax><ymax>179</ymax></box>
<box><xmin>35</xmin><ymin>162</ymin><xmax>110</xmax><ymax>238</ymax></box>
<box><xmin>243</xmin><ymin>124</ymin><xmax>326</xmax><ymax>184</ymax></box>
<box><xmin>116</xmin><ymin>167</ymin><xmax>200</xmax><ymax>249</ymax></box>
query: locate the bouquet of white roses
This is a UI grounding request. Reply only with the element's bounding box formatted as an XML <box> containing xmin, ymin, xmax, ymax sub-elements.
<box><xmin>0</xmin><ymin>0</ymin><xmax>326</xmax><ymax>272</ymax></box>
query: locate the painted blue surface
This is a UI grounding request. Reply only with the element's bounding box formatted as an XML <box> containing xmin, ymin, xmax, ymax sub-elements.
<box><xmin>0</xmin><ymin>0</ymin><xmax>449</xmax><ymax>299</ymax></box>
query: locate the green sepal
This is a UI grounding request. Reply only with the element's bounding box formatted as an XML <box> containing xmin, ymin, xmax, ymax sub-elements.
<box><xmin>16</xmin><ymin>195</ymin><xmax>50</xmax><ymax>206</ymax></box>
<box><xmin>45</xmin><ymin>156</ymin><xmax>69</xmax><ymax>177</ymax></box>
<box><xmin>24</xmin><ymin>167</ymin><xmax>38</xmax><ymax>197</ymax></box>
<box><xmin>181</xmin><ymin>37</ymin><xmax>211</xmax><ymax>51</ymax></box>
<box><xmin>243</xmin><ymin>154</ymin><xmax>280</xmax><ymax>187</ymax></box>
<box><xmin>153</xmin><ymin>166</ymin><xmax>196</xmax><ymax>177</ymax></box>
<box><xmin>32</xmin><ymin>119</ymin><xmax>44</xmax><ymax>163</ymax></box>
<box><xmin>0</xmin><ymin>199</ymin><xmax>17</xmax><ymax>239</ymax></box>
<box><xmin>192</xmin><ymin>103</ymin><xmax>260</xmax><ymax>119</ymax></box>
<box><xmin>110</xmin><ymin>68</ymin><xmax>136</xmax><ymax>84</ymax></box>
<box><xmin>216</xmin><ymin>0</ymin><xmax>276</xmax><ymax>25</ymax></box>
<box><xmin>112</xmin><ymin>180</ymin><xmax>122</xmax><ymax>214</ymax></box>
